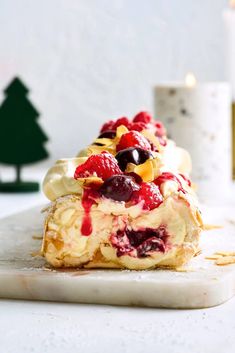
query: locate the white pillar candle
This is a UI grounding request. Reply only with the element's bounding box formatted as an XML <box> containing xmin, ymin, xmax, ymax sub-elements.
<box><xmin>154</xmin><ymin>77</ymin><xmax>231</xmax><ymax>203</ymax></box>
<box><xmin>224</xmin><ymin>1</ymin><xmax>235</xmax><ymax>100</ymax></box>
<box><xmin>224</xmin><ymin>1</ymin><xmax>235</xmax><ymax>180</ymax></box>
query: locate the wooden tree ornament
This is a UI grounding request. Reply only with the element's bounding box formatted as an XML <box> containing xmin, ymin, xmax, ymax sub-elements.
<box><xmin>0</xmin><ymin>77</ymin><xmax>49</xmax><ymax>192</ymax></box>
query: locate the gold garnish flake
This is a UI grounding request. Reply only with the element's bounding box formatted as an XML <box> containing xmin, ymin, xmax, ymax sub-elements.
<box><xmin>93</xmin><ymin>138</ymin><xmax>113</xmax><ymax>146</ymax></box>
<box><xmin>87</xmin><ymin>145</ymin><xmax>115</xmax><ymax>156</ymax></box>
<box><xmin>133</xmin><ymin>159</ymin><xmax>154</xmax><ymax>182</ymax></box>
<box><xmin>116</xmin><ymin>125</ymin><xmax>129</xmax><ymax>138</ymax></box>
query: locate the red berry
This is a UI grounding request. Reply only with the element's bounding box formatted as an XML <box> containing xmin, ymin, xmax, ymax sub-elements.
<box><xmin>133</xmin><ymin>111</ymin><xmax>152</xmax><ymax>124</ymax></box>
<box><xmin>131</xmin><ymin>182</ymin><xmax>163</xmax><ymax>210</ymax></box>
<box><xmin>116</xmin><ymin>131</ymin><xmax>151</xmax><ymax>152</ymax></box>
<box><xmin>113</xmin><ymin>117</ymin><xmax>130</xmax><ymax>130</ymax></box>
<box><xmin>100</xmin><ymin>120</ymin><xmax>115</xmax><ymax>133</ymax></box>
<box><xmin>130</xmin><ymin>121</ymin><xmax>147</xmax><ymax>132</ymax></box>
<box><xmin>74</xmin><ymin>152</ymin><xmax>122</xmax><ymax>180</ymax></box>
<box><xmin>155</xmin><ymin>120</ymin><xmax>166</xmax><ymax>137</ymax></box>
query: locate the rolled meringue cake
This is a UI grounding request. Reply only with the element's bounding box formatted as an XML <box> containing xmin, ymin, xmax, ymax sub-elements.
<box><xmin>42</xmin><ymin>111</ymin><xmax>203</xmax><ymax>270</ymax></box>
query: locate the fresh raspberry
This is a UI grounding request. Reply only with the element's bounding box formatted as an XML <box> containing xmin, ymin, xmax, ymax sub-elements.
<box><xmin>100</xmin><ymin>120</ymin><xmax>115</xmax><ymax>133</ymax></box>
<box><xmin>133</xmin><ymin>111</ymin><xmax>152</xmax><ymax>124</ymax></box>
<box><xmin>116</xmin><ymin>131</ymin><xmax>151</xmax><ymax>152</ymax></box>
<box><xmin>155</xmin><ymin>121</ymin><xmax>166</xmax><ymax>137</ymax></box>
<box><xmin>131</xmin><ymin>182</ymin><xmax>163</xmax><ymax>210</ymax></box>
<box><xmin>113</xmin><ymin>117</ymin><xmax>130</xmax><ymax>130</ymax></box>
<box><xmin>130</xmin><ymin>121</ymin><xmax>147</xmax><ymax>132</ymax></box>
<box><xmin>74</xmin><ymin>151</ymin><xmax>122</xmax><ymax>180</ymax></box>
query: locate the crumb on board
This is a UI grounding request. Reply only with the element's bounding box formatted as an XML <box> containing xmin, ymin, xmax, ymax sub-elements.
<box><xmin>227</xmin><ymin>219</ymin><xmax>235</xmax><ymax>226</ymax></box>
<box><xmin>31</xmin><ymin>251</ymin><xmax>42</xmax><ymax>257</ymax></box>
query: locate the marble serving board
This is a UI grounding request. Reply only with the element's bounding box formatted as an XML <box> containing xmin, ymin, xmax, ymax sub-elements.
<box><xmin>0</xmin><ymin>206</ymin><xmax>235</xmax><ymax>309</ymax></box>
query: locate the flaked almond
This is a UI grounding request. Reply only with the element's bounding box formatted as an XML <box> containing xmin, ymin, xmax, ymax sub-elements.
<box><xmin>48</xmin><ymin>221</ymin><xmax>59</xmax><ymax>231</ymax></box>
<box><xmin>93</xmin><ymin>138</ymin><xmax>114</xmax><ymax>147</ymax></box>
<box><xmin>87</xmin><ymin>145</ymin><xmax>115</xmax><ymax>156</ymax></box>
<box><xmin>216</xmin><ymin>256</ymin><xmax>235</xmax><ymax>266</ymax></box>
<box><xmin>77</xmin><ymin>176</ymin><xmax>103</xmax><ymax>186</ymax></box>
<box><xmin>203</xmin><ymin>224</ymin><xmax>222</xmax><ymax>231</ymax></box>
<box><xmin>205</xmin><ymin>255</ymin><xmax>223</xmax><ymax>260</ymax></box>
<box><xmin>215</xmin><ymin>251</ymin><xmax>235</xmax><ymax>256</ymax></box>
<box><xmin>60</xmin><ymin>208</ymin><xmax>76</xmax><ymax>225</ymax></box>
<box><xmin>141</xmin><ymin>129</ymin><xmax>162</xmax><ymax>151</ymax></box>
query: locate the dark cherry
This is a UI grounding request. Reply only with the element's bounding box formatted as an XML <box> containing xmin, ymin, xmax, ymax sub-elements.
<box><xmin>99</xmin><ymin>175</ymin><xmax>140</xmax><ymax>202</ymax></box>
<box><xmin>111</xmin><ymin>226</ymin><xmax>167</xmax><ymax>257</ymax></box>
<box><xmin>137</xmin><ymin>237</ymin><xmax>165</xmax><ymax>257</ymax></box>
<box><xmin>98</xmin><ymin>130</ymin><xmax>116</xmax><ymax>139</ymax></box>
<box><xmin>115</xmin><ymin>147</ymin><xmax>153</xmax><ymax>171</ymax></box>
<box><xmin>126</xmin><ymin>227</ymin><xmax>167</xmax><ymax>247</ymax></box>
<box><xmin>124</xmin><ymin>172</ymin><xmax>142</xmax><ymax>184</ymax></box>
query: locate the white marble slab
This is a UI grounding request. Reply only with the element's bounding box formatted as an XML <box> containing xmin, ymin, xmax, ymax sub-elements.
<box><xmin>0</xmin><ymin>206</ymin><xmax>235</xmax><ymax>309</ymax></box>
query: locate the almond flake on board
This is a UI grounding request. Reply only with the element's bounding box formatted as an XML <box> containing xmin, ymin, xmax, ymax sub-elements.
<box><xmin>215</xmin><ymin>251</ymin><xmax>235</xmax><ymax>257</ymax></box>
<box><xmin>32</xmin><ymin>234</ymin><xmax>43</xmax><ymax>240</ymax></box>
<box><xmin>205</xmin><ymin>255</ymin><xmax>223</xmax><ymax>260</ymax></box>
<box><xmin>215</xmin><ymin>256</ymin><xmax>235</xmax><ymax>266</ymax></box>
<box><xmin>202</xmin><ymin>224</ymin><xmax>223</xmax><ymax>231</ymax></box>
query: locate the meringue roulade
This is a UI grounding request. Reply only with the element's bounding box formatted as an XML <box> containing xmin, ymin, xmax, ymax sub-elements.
<box><xmin>42</xmin><ymin>112</ymin><xmax>203</xmax><ymax>269</ymax></box>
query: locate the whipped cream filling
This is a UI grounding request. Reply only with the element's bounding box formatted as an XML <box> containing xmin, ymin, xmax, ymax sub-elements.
<box><xmin>43</xmin><ymin>193</ymin><xmax>201</xmax><ymax>269</ymax></box>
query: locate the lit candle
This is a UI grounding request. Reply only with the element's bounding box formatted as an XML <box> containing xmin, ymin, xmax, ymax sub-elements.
<box><xmin>154</xmin><ymin>76</ymin><xmax>231</xmax><ymax>203</ymax></box>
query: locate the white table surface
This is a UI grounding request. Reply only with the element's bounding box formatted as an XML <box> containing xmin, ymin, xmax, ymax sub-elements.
<box><xmin>1</xmin><ymin>168</ymin><xmax>235</xmax><ymax>353</ymax></box>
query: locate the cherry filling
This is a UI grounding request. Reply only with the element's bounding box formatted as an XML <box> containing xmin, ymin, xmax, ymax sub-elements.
<box><xmin>111</xmin><ymin>226</ymin><xmax>168</xmax><ymax>258</ymax></box>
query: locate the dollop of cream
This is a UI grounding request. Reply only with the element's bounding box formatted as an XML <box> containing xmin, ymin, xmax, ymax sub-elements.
<box><xmin>162</xmin><ymin>140</ymin><xmax>192</xmax><ymax>175</ymax></box>
<box><xmin>43</xmin><ymin>158</ymin><xmax>87</xmax><ymax>201</ymax></box>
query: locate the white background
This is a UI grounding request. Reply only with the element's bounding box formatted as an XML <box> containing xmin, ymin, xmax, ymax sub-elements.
<box><xmin>0</xmin><ymin>3</ymin><xmax>235</xmax><ymax>351</ymax></box>
<box><xmin>0</xmin><ymin>0</ymin><xmax>228</xmax><ymax>163</ymax></box>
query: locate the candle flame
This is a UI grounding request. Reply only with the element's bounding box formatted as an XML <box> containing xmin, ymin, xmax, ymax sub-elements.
<box><xmin>185</xmin><ymin>72</ymin><xmax>196</xmax><ymax>87</ymax></box>
<box><xmin>230</xmin><ymin>0</ymin><xmax>235</xmax><ymax>8</ymax></box>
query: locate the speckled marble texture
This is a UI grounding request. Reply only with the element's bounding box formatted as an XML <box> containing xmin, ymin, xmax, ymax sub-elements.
<box><xmin>0</xmin><ymin>206</ymin><xmax>235</xmax><ymax>308</ymax></box>
<box><xmin>154</xmin><ymin>84</ymin><xmax>231</xmax><ymax>203</ymax></box>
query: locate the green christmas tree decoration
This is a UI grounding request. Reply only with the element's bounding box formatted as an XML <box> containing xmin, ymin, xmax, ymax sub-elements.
<box><xmin>0</xmin><ymin>77</ymin><xmax>49</xmax><ymax>192</ymax></box>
